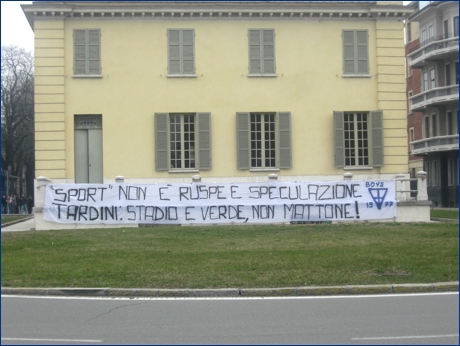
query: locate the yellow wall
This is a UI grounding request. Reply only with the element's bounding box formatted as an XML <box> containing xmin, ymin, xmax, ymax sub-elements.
<box><xmin>34</xmin><ymin>16</ymin><xmax>408</xmax><ymax>181</ymax></box>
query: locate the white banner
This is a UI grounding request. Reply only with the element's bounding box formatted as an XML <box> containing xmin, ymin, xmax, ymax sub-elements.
<box><xmin>43</xmin><ymin>181</ymin><xmax>396</xmax><ymax>225</ymax></box>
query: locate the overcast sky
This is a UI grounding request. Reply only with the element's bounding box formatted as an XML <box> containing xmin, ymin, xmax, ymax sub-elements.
<box><xmin>2</xmin><ymin>1</ymin><xmax>417</xmax><ymax>53</ymax></box>
<box><xmin>1</xmin><ymin>1</ymin><xmax>33</xmax><ymax>51</ymax></box>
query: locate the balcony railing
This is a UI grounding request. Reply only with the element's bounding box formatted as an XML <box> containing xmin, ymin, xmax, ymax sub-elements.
<box><xmin>408</xmin><ymin>34</ymin><xmax>458</xmax><ymax>68</ymax></box>
<box><xmin>409</xmin><ymin>84</ymin><xmax>459</xmax><ymax>112</ymax></box>
<box><xmin>411</xmin><ymin>134</ymin><xmax>459</xmax><ymax>156</ymax></box>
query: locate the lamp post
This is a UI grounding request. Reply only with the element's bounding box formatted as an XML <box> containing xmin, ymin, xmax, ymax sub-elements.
<box><xmin>6</xmin><ymin>164</ymin><xmax>11</xmax><ymax>214</ymax></box>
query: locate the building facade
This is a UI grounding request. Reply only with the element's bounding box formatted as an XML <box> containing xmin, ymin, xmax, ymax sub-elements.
<box><xmin>406</xmin><ymin>1</ymin><xmax>459</xmax><ymax>207</ymax></box>
<box><xmin>22</xmin><ymin>1</ymin><xmax>412</xmax><ymax>190</ymax></box>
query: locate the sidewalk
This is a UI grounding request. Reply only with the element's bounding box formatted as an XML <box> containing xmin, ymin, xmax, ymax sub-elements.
<box><xmin>1</xmin><ymin>216</ymin><xmax>35</xmax><ymax>232</ymax></box>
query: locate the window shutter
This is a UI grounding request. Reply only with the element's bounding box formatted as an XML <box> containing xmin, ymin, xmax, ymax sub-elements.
<box><xmin>236</xmin><ymin>112</ymin><xmax>250</xmax><ymax>169</ymax></box>
<box><xmin>168</xmin><ymin>30</ymin><xmax>181</xmax><ymax>74</ymax></box>
<box><xmin>88</xmin><ymin>30</ymin><xmax>101</xmax><ymax>75</ymax></box>
<box><xmin>370</xmin><ymin>110</ymin><xmax>384</xmax><ymax>167</ymax></box>
<box><xmin>277</xmin><ymin>112</ymin><xmax>291</xmax><ymax>169</ymax></box>
<box><xmin>343</xmin><ymin>31</ymin><xmax>355</xmax><ymax>74</ymax></box>
<box><xmin>74</xmin><ymin>30</ymin><xmax>87</xmax><ymax>75</ymax></box>
<box><xmin>155</xmin><ymin>113</ymin><xmax>169</xmax><ymax>171</ymax></box>
<box><xmin>333</xmin><ymin>111</ymin><xmax>345</xmax><ymax>167</ymax></box>
<box><xmin>249</xmin><ymin>30</ymin><xmax>261</xmax><ymax>74</ymax></box>
<box><xmin>197</xmin><ymin>112</ymin><xmax>211</xmax><ymax>170</ymax></box>
<box><xmin>182</xmin><ymin>29</ymin><xmax>195</xmax><ymax>74</ymax></box>
<box><xmin>262</xmin><ymin>29</ymin><xmax>275</xmax><ymax>74</ymax></box>
<box><xmin>356</xmin><ymin>31</ymin><xmax>368</xmax><ymax>74</ymax></box>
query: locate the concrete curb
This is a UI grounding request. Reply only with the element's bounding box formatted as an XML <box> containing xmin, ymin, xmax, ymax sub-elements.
<box><xmin>2</xmin><ymin>282</ymin><xmax>458</xmax><ymax>298</ymax></box>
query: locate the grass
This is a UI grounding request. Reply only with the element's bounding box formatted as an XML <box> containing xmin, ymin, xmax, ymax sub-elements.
<box><xmin>1</xmin><ymin>215</ymin><xmax>31</xmax><ymax>225</ymax></box>
<box><xmin>431</xmin><ymin>209</ymin><xmax>459</xmax><ymax>220</ymax></box>
<box><xmin>2</xmin><ymin>222</ymin><xmax>458</xmax><ymax>289</ymax></box>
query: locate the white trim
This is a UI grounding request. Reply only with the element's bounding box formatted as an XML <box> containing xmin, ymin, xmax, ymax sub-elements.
<box><xmin>343</xmin><ymin>166</ymin><xmax>374</xmax><ymax>170</ymax></box>
<box><xmin>342</xmin><ymin>74</ymin><xmax>371</xmax><ymax>78</ymax></box>
<box><xmin>72</xmin><ymin>74</ymin><xmax>103</xmax><ymax>78</ymax></box>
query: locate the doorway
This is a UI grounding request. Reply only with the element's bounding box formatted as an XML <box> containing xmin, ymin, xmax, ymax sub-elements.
<box><xmin>74</xmin><ymin>115</ymin><xmax>103</xmax><ymax>183</ymax></box>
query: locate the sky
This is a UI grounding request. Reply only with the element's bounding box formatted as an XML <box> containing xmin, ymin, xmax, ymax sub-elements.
<box><xmin>1</xmin><ymin>1</ymin><xmax>33</xmax><ymax>52</ymax></box>
<box><xmin>1</xmin><ymin>1</ymin><xmax>419</xmax><ymax>53</ymax></box>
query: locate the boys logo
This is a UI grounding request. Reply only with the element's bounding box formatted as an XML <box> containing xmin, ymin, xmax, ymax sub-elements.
<box><xmin>368</xmin><ymin>188</ymin><xmax>388</xmax><ymax>210</ymax></box>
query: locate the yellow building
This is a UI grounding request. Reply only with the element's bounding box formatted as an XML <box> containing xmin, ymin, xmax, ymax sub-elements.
<box><xmin>22</xmin><ymin>1</ymin><xmax>413</xmax><ymax>188</ymax></box>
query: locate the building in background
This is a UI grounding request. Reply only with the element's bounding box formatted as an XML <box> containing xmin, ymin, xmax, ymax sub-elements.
<box><xmin>406</xmin><ymin>1</ymin><xmax>459</xmax><ymax>207</ymax></box>
<box><xmin>21</xmin><ymin>1</ymin><xmax>432</xmax><ymax>229</ymax></box>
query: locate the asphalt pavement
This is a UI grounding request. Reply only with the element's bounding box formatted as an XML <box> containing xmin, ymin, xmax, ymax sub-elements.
<box><xmin>1</xmin><ymin>216</ymin><xmax>458</xmax><ymax>298</ymax></box>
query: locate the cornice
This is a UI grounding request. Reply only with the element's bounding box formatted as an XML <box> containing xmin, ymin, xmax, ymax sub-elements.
<box><xmin>22</xmin><ymin>2</ymin><xmax>415</xmax><ymax>29</ymax></box>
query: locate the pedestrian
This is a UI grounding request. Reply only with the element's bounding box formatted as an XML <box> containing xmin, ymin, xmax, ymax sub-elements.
<box><xmin>1</xmin><ymin>194</ymin><xmax>6</xmax><ymax>214</ymax></box>
<box><xmin>8</xmin><ymin>194</ymin><xmax>14</xmax><ymax>214</ymax></box>
<box><xmin>27</xmin><ymin>196</ymin><xmax>33</xmax><ymax>214</ymax></box>
<box><xmin>19</xmin><ymin>194</ymin><xmax>28</xmax><ymax>214</ymax></box>
<box><xmin>14</xmin><ymin>194</ymin><xmax>19</xmax><ymax>214</ymax></box>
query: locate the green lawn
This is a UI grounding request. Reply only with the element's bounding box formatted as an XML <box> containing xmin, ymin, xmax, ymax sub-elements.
<box><xmin>431</xmin><ymin>209</ymin><xmax>459</xmax><ymax>220</ymax></box>
<box><xmin>2</xmin><ymin>222</ymin><xmax>458</xmax><ymax>289</ymax></box>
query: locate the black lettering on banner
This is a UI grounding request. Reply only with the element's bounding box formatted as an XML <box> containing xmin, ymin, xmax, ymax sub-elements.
<box><xmin>54</xmin><ymin>189</ymin><xmax>66</xmax><ymax>202</ymax></box>
<box><xmin>230</xmin><ymin>186</ymin><xmax>241</xmax><ymax>199</ymax></box>
<box><xmin>119</xmin><ymin>186</ymin><xmax>146</xmax><ymax>201</ymax></box>
<box><xmin>200</xmin><ymin>205</ymin><xmax>246</xmax><ymax>220</ymax></box>
<box><xmin>252</xmin><ymin>205</ymin><xmax>275</xmax><ymax>219</ymax></box>
<box><xmin>185</xmin><ymin>206</ymin><xmax>195</xmax><ymax>220</ymax></box>
<box><xmin>159</xmin><ymin>187</ymin><xmax>170</xmax><ymax>201</ymax></box>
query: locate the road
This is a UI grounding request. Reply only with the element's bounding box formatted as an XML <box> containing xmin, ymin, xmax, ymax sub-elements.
<box><xmin>1</xmin><ymin>293</ymin><xmax>458</xmax><ymax>344</ymax></box>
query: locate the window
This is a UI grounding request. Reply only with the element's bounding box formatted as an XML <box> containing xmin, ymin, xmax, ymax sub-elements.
<box><xmin>248</xmin><ymin>29</ymin><xmax>275</xmax><ymax>76</ymax></box>
<box><xmin>343</xmin><ymin>30</ymin><xmax>369</xmax><ymax>75</ymax></box>
<box><xmin>73</xmin><ymin>29</ymin><xmax>101</xmax><ymax>76</ymax></box>
<box><xmin>428</xmin><ymin>25</ymin><xmax>434</xmax><ymax>42</ymax></box>
<box><xmin>446</xmin><ymin>63</ymin><xmax>451</xmax><ymax>86</ymax></box>
<box><xmin>432</xmin><ymin>113</ymin><xmax>437</xmax><ymax>137</ymax></box>
<box><xmin>423</xmin><ymin>71</ymin><xmax>429</xmax><ymax>91</ymax></box>
<box><xmin>333</xmin><ymin>111</ymin><xmax>383</xmax><ymax>168</ymax></box>
<box><xmin>168</xmin><ymin>29</ymin><xmax>195</xmax><ymax>76</ymax></box>
<box><xmin>455</xmin><ymin>62</ymin><xmax>458</xmax><ymax>85</ymax></box>
<box><xmin>237</xmin><ymin>112</ymin><xmax>291</xmax><ymax>169</ymax></box>
<box><xmin>425</xmin><ymin>161</ymin><xmax>431</xmax><ymax>187</ymax></box>
<box><xmin>430</xmin><ymin>68</ymin><xmax>436</xmax><ymax>89</ymax></box>
<box><xmin>454</xmin><ymin>16</ymin><xmax>459</xmax><ymax>37</ymax></box>
<box><xmin>155</xmin><ymin>113</ymin><xmax>211</xmax><ymax>171</ymax></box>
<box><xmin>424</xmin><ymin>115</ymin><xmax>430</xmax><ymax>138</ymax></box>
<box><xmin>444</xmin><ymin>20</ymin><xmax>449</xmax><ymax>39</ymax></box>
<box><xmin>432</xmin><ymin>160</ymin><xmax>438</xmax><ymax>186</ymax></box>
<box><xmin>448</xmin><ymin>158</ymin><xmax>458</xmax><ymax>186</ymax></box>
<box><xmin>421</xmin><ymin>29</ymin><xmax>427</xmax><ymax>45</ymax></box>
<box><xmin>408</xmin><ymin>90</ymin><xmax>413</xmax><ymax>114</ymax></box>
<box><xmin>447</xmin><ymin>111</ymin><xmax>453</xmax><ymax>135</ymax></box>
<box><xmin>409</xmin><ymin>127</ymin><xmax>415</xmax><ymax>142</ymax></box>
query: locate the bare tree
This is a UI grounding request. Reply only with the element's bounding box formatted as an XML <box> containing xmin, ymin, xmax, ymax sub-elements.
<box><xmin>1</xmin><ymin>45</ymin><xmax>34</xmax><ymax>196</ymax></box>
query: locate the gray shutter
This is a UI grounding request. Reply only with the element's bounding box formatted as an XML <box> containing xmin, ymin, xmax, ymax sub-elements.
<box><xmin>182</xmin><ymin>29</ymin><xmax>195</xmax><ymax>74</ymax></box>
<box><xmin>74</xmin><ymin>30</ymin><xmax>87</xmax><ymax>75</ymax></box>
<box><xmin>333</xmin><ymin>111</ymin><xmax>345</xmax><ymax>167</ymax></box>
<box><xmin>249</xmin><ymin>30</ymin><xmax>261</xmax><ymax>74</ymax></box>
<box><xmin>371</xmin><ymin>110</ymin><xmax>384</xmax><ymax>167</ymax></box>
<box><xmin>262</xmin><ymin>29</ymin><xmax>275</xmax><ymax>74</ymax></box>
<box><xmin>197</xmin><ymin>112</ymin><xmax>211</xmax><ymax>170</ymax></box>
<box><xmin>88</xmin><ymin>29</ymin><xmax>100</xmax><ymax>75</ymax></box>
<box><xmin>277</xmin><ymin>112</ymin><xmax>291</xmax><ymax>169</ymax></box>
<box><xmin>356</xmin><ymin>31</ymin><xmax>368</xmax><ymax>74</ymax></box>
<box><xmin>155</xmin><ymin>113</ymin><xmax>169</xmax><ymax>171</ymax></box>
<box><xmin>343</xmin><ymin>31</ymin><xmax>355</xmax><ymax>74</ymax></box>
<box><xmin>168</xmin><ymin>30</ymin><xmax>181</xmax><ymax>74</ymax></box>
<box><xmin>236</xmin><ymin>112</ymin><xmax>250</xmax><ymax>169</ymax></box>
